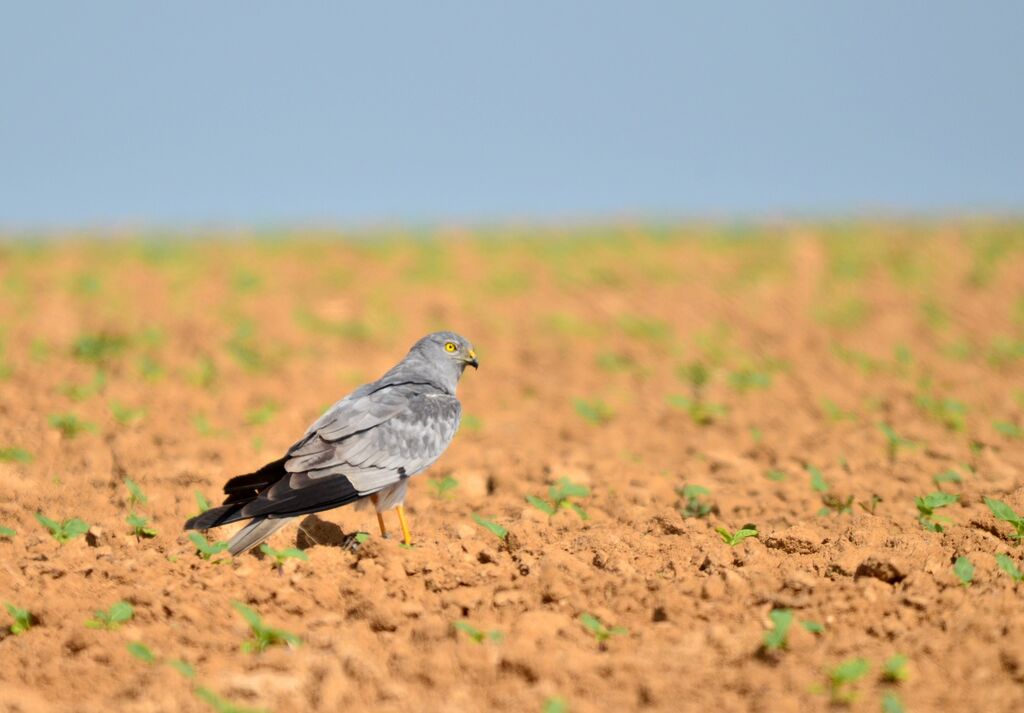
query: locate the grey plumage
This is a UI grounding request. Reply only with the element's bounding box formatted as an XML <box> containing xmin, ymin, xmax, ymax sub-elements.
<box><xmin>184</xmin><ymin>331</ymin><xmax>477</xmax><ymax>555</ymax></box>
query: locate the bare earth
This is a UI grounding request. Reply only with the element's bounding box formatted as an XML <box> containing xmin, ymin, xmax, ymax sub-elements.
<box><xmin>1</xmin><ymin>225</ymin><xmax>1023</xmax><ymax>712</ymax></box>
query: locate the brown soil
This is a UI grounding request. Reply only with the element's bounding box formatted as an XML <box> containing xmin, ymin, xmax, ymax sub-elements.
<box><xmin>1</xmin><ymin>226</ymin><xmax>1023</xmax><ymax>712</ymax></box>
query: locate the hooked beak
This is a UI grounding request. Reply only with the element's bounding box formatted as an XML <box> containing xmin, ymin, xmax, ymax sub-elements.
<box><xmin>466</xmin><ymin>349</ymin><xmax>479</xmax><ymax>369</ymax></box>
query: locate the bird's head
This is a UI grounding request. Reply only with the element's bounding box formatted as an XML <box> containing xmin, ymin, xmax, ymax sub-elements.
<box><xmin>406</xmin><ymin>332</ymin><xmax>478</xmax><ymax>390</ymax></box>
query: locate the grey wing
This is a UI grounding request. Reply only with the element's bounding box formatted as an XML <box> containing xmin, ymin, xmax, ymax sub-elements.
<box><xmin>283</xmin><ymin>387</ymin><xmax>462</xmax><ymax>495</ymax></box>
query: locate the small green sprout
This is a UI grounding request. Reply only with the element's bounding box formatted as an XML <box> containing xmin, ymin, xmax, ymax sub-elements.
<box><xmin>915</xmin><ymin>492</ymin><xmax>958</xmax><ymax>532</ymax></box>
<box><xmin>765</xmin><ymin>469</ymin><xmax>787</xmax><ymax>482</ymax></box>
<box><xmin>428</xmin><ymin>474</ymin><xmax>459</xmax><ymax>499</ymax></box>
<box><xmin>665</xmin><ymin>394</ymin><xmax>727</xmax><ymax>425</ymax></box>
<box><xmin>882</xmin><ymin>692</ymin><xmax>906</xmax><ymax>713</ymax></box>
<box><xmin>995</xmin><ymin>553</ymin><xmax>1024</xmax><ymax>583</ymax></box>
<box><xmin>821</xmin><ymin>399</ymin><xmax>855</xmax><ymax>422</ymax></box>
<box><xmin>579</xmin><ymin>612</ymin><xmax>627</xmax><ymax>643</ymax></box>
<box><xmin>0</xmin><ymin>525</ymin><xmax>15</xmax><ymax>538</ymax></box>
<box><xmin>933</xmin><ymin>469</ymin><xmax>962</xmax><ymax>488</ymax></box>
<box><xmin>882</xmin><ymin>654</ymin><xmax>909</xmax><ymax>683</ymax></box>
<box><xmin>471</xmin><ymin>513</ymin><xmax>508</xmax><ymax>540</ymax></box>
<box><xmin>124</xmin><ymin>478</ymin><xmax>148</xmax><ymax>506</ymax></box>
<box><xmin>542</xmin><ymin>698</ymin><xmax>568</xmax><ymax>713</ymax></box>
<box><xmin>245</xmin><ymin>402</ymin><xmax>278</xmax><ymax>426</ymax></box>
<box><xmin>126</xmin><ymin>641</ymin><xmax>156</xmax><ymax>663</ymax></box>
<box><xmin>953</xmin><ymin>556</ymin><xmax>974</xmax><ymax>587</ymax></box>
<box><xmin>676</xmin><ymin>484</ymin><xmax>712</xmax><ymax>519</ymax></box>
<box><xmin>823</xmin><ymin>658</ymin><xmax>869</xmax><ymax>704</ymax></box>
<box><xmin>526</xmin><ymin>477</ymin><xmax>590</xmax><ymax>520</ymax></box>
<box><xmin>453</xmin><ymin>620</ymin><xmax>504</xmax><ymax>644</ymax></box>
<box><xmin>879</xmin><ymin>422</ymin><xmax>915</xmax><ymax>462</ymax></box>
<box><xmin>110</xmin><ymin>401</ymin><xmax>146</xmax><ymax>425</ymax></box>
<box><xmin>35</xmin><ymin>512</ymin><xmax>89</xmax><ymax>544</ymax></box>
<box><xmin>353</xmin><ymin>532</ymin><xmax>371</xmax><ymax>544</ymax></box>
<box><xmin>461</xmin><ymin>414</ymin><xmax>483</xmax><ymax>431</ymax></box>
<box><xmin>801</xmin><ymin>620</ymin><xmax>824</xmax><ymax>634</ymax></box>
<box><xmin>994</xmin><ymin>421</ymin><xmax>1023</xmax><ymax>439</ymax></box>
<box><xmin>807</xmin><ymin>465</ymin><xmax>829</xmax><ymax>493</ymax></box>
<box><xmin>819</xmin><ymin>493</ymin><xmax>854</xmax><ymax>517</ymax></box>
<box><xmin>729</xmin><ymin>368</ymin><xmax>771</xmax><ymax>391</ymax></box>
<box><xmin>194</xmin><ymin>490</ymin><xmax>212</xmax><ymax>515</ymax></box>
<box><xmin>168</xmin><ymin>659</ymin><xmax>196</xmax><ymax>679</ymax></box>
<box><xmin>4</xmin><ymin>602</ymin><xmax>32</xmax><ymax>634</ymax></box>
<box><xmin>192</xmin><ymin>413</ymin><xmax>220</xmax><ymax>437</ymax></box>
<box><xmin>259</xmin><ymin>544</ymin><xmax>308</xmax><ymax>571</ymax></box>
<box><xmin>762</xmin><ymin>609</ymin><xmax>794</xmax><ymax>651</ymax></box>
<box><xmin>857</xmin><ymin>494</ymin><xmax>882</xmax><ymax>515</ymax></box>
<box><xmin>195</xmin><ymin>687</ymin><xmax>269</xmax><ymax>713</ymax></box>
<box><xmin>86</xmin><ymin>601</ymin><xmax>134</xmax><ymax>630</ymax></box>
<box><xmin>47</xmin><ymin>413</ymin><xmax>97</xmax><ymax>439</ymax></box>
<box><xmin>72</xmin><ymin>333</ymin><xmax>128</xmax><ymax>364</ymax></box>
<box><xmin>232</xmin><ymin>601</ymin><xmax>301</xmax><ymax>652</ymax></box>
<box><xmin>127</xmin><ymin>512</ymin><xmax>157</xmax><ymax>539</ymax></box>
<box><xmin>0</xmin><ymin>447</ymin><xmax>32</xmax><ymax>463</ymax></box>
<box><xmin>188</xmin><ymin>532</ymin><xmax>230</xmax><ymax>561</ymax></box>
<box><xmin>716</xmin><ymin>524</ymin><xmax>758</xmax><ymax>547</ymax></box>
<box><xmin>573</xmin><ymin>398</ymin><xmax>613</xmax><ymax>425</ymax></box>
<box><xmin>983</xmin><ymin>497</ymin><xmax>1024</xmax><ymax>540</ymax></box>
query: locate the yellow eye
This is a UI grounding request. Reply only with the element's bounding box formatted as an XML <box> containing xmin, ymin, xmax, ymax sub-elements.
<box><xmin>444</xmin><ymin>342</ymin><xmax>457</xmax><ymax>353</ymax></box>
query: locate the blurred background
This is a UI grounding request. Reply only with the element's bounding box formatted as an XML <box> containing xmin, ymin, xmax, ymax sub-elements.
<box><xmin>2</xmin><ymin>1</ymin><xmax>1023</xmax><ymax>230</ymax></box>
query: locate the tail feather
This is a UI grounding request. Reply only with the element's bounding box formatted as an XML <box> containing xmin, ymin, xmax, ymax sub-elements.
<box><xmin>227</xmin><ymin>516</ymin><xmax>296</xmax><ymax>556</ymax></box>
<box><xmin>184</xmin><ymin>503</ymin><xmax>245</xmax><ymax>531</ymax></box>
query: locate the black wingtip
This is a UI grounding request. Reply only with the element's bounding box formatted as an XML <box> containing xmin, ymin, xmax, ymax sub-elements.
<box><xmin>183</xmin><ymin>504</ymin><xmax>242</xmax><ymax>531</ymax></box>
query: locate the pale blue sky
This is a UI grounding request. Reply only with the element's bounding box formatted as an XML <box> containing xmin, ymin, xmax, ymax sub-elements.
<box><xmin>1</xmin><ymin>2</ymin><xmax>1022</xmax><ymax>227</ymax></box>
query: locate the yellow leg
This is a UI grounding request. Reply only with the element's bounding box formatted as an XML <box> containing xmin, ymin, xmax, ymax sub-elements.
<box><xmin>370</xmin><ymin>494</ymin><xmax>388</xmax><ymax>537</ymax></box>
<box><xmin>396</xmin><ymin>505</ymin><xmax>412</xmax><ymax>546</ymax></box>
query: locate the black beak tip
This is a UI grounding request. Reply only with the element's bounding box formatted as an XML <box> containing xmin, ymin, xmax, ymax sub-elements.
<box><xmin>469</xmin><ymin>358</ymin><xmax>479</xmax><ymax>369</ymax></box>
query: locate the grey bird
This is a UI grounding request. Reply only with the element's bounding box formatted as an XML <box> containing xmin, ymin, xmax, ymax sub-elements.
<box><xmin>184</xmin><ymin>331</ymin><xmax>478</xmax><ymax>555</ymax></box>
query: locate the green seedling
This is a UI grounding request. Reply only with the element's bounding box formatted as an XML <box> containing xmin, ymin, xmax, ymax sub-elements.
<box><xmin>802</xmin><ymin>620</ymin><xmax>824</xmax><ymax>634</ymax></box>
<box><xmin>0</xmin><ymin>525</ymin><xmax>15</xmax><ymax>538</ymax></box>
<box><xmin>916</xmin><ymin>393</ymin><xmax>967</xmax><ymax>432</ymax></box>
<box><xmin>579</xmin><ymin>612</ymin><xmax>627</xmax><ymax>643</ymax></box>
<box><xmin>882</xmin><ymin>654</ymin><xmax>909</xmax><ymax>683</ymax></box>
<box><xmin>188</xmin><ymin>532</ymin><xmax>230</xmax><ymax>561</ymax></box>
<box><xmin>915</xmin><ymin>492</ymin><xmax>958</xmax><ymax>532</ymax></box>
<box><xmin>353</xmin><ymin>532</ymin><xmax>371</xmax><ymax>544</ymax></box>
<box><xmin>762</xmin><ymin>609</ymin><xmax>794</xmax><ymax>651</ymax></box>
<box><xmin>194</xmin><ymin>490</ymin><xmax>212</xmax><ymax>515</ymax></box>
<box><xmin>0</xmin><ymin>447</ymin><xmax>32</xmax><ymax>463</ymax></box>
<box><xmin>35</xmin><ymin>512</ymin><xmax>89</xmax><ymax>544</ymax></box>
<box><xmin>86</xmin><ymin>601</ymin><xmax>134</xmax><ymax>630</ymax></box>
<box><xmin>728</xmin><ymin>368</ymin><xmax>771</xmax><ymax>391</ymax></box>
<box><xmin>665</xmin><ymin>394</ymin><xmax>727</xmax><ymax>425</ymax></box>
<box><xmin>983</xmin><ymin>497</ymin><xmax>1024</xmax><ymax>540</ymax></box>
<box><xmin>245</xmin><ymin>402</ymin><xmax>278</xmax><ymax>426</ymax></box>
<box><xmin>953</xmin><ymin>556</ymin><xmax>974</xmax><ymax>586</ymax></box>
<box><xmin>765</xmin><ymin>469</ymin><xmax>787</xmax><ymax>482</ymax></box>
<box><xmin>542</xmin><ymin>698</ymin><xmax>568</xmax><ymax>713</ymax></box>
<box><xmin>461</xmin><ymin>414</ymin><xmax>483</xmax><ymax>431</ymax></box>
<box><xmin>110</xmin><ymin>401</ymin><xmax>146</xmax><ymax>425</ymax></box>
<box><xmin>471</xmin><ymin>513</ymin><xmax>508</xmax><ymax>540</ymax></box>
<box><xmin>195</xmin><ymin>687</ymin><xmax>269</xmax><ymax>713</ymax></box>
<box><xmin>807</xmin><ymin>465</ymin><xmax>829</xmax><ymax>493</ymax></box>
<box><xmin>821</xmin><ymin>399</ymin><xmax>855</xmax><ymax>422</ymax></box>
<box><xmin>676</xmin><ymin>484</ymin><xmax>712</xmax><ymax>519</ymax></box>
<box><xmin>127</xmin><ymin>512</ymin><xmax>157</xmax><ymax>539</ymax></box>
<box><xmin>126</xmin><ymin>641</ymin><xmax>156</xmax><ymax>663</ymax></box>
<box><xmin>4</xmin><ymin>602</ymin><xmax>32</xmax><ymax>634</ymax></box>
<box><xmin>822</xmin><ymin>658</ymin><xmax>869</xmax><ymax>704</ymax></box>
<box><xmin>124</xmin><ymin>478</ymin><xmax>148</xmax><ymax>506</ymax></box>
<box><xmin>232</xmin><ymin>601</ymin><xmax>301</xmax><ymax>652</ymax></box>
<box><xmin>47</xmin><ymin>413</ymin><xmax>96</xmax><ymax>439</ymax></box>
<box><xmin>526</xmin><ymin>477</ymin><xmax>591</xmax><ymax>520</ymax></box>
<box><xmin>453</xmin><ymin>620</ymin><xmax>504</xmax><ymax>644</ymax></box>
<box><xmin>138</xmin><ymin>355</ymin><xmax>164</xmax><ymax>381</ymax></box>
<box><xmin>879</xmin><ymin>422</ymin><xmax>915</xmax><ymax>462</ymax></box>
<box><xmin>678</xmin><ymin>361</ymin><xmax>710</xmax><ymax>399</ymax></box>
<box><xmin>716</xmin><ymin>524</ymin><xmax>759</xmax><ymax>546</ymax></box>
<box><xmin>60</xmin><ymin>370</ymin><xmax>106</xmax><ymax>401</ymax></box>
<box><xmin>72</xmin><ymin>333</ymin><xmax>128</xmax><ymax>364</ymax></box>
<box><xmin>858</xmin><ymin>494</ymin><xmax>882</xmax><ymax>515</ymax></box>
<box><xmin>819</xmin><ymin>493</ymin><xmax>853</xmax><ymax>517</ymax></box>
<box><xmin>994</xmin><ymin>421</ymin><xmax>1023</xmax><ymax>439</ymax></box>
<box><xmin>995</xmin><ymin>553</ymin><xmax>1024</xmax><ymax>583</ymax></box>
<box><xmin>192</xmin><ymin>413</ymin><xmax>221</xmax><ymax>437</ymax></box>
<box><xmin>259</xmin><ymin>544</ymin><xmax>308</xmax><ymax>571</ymax></box>
<box><xmin>882</xmin><ymin>692</ymin><xmax>906</xmax><ymax>713</ymax></box>
<box><xmin>933</xmin><ymin>469</ymin><xmax>962</xmax><ymax>488</ymax></box>
<box><xmin>428</xmin><ymin>474</ymin><xmax>459</xmax><ymax>499</ymax></box>
<box><xmin>168</xmin><ymin>659</ymin><xmax>196</xmax><ymax>679</ymax></box>
<box><xmin>573</xmin><ymin>398</ymin><xmax>613</xmax><ymax>425</ymax></box>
